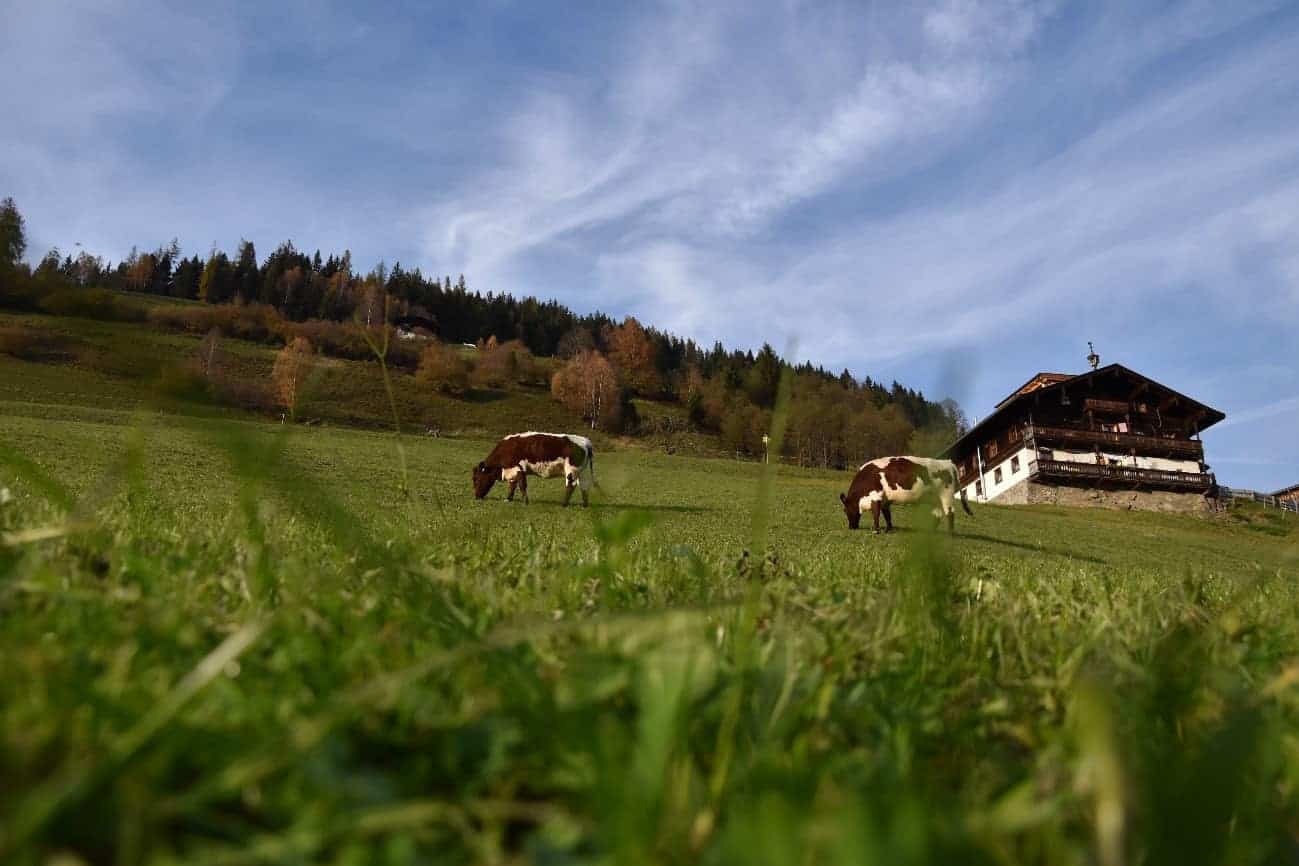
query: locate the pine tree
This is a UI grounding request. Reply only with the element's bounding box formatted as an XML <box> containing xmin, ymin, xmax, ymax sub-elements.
<box><xmin>198</xmin><ymin>253</ymin><xmax>234</xmax><ymax>304</ymax></box>
<box><xmin>745</xmin><ymin>343</ymin><xmax>782</xmax><ymax>407</ymax></box>
<box><xmin>235</xmin><ymin>239</ymin><xmax>258</xmax><ymax>301</ymax></box>
<box><xmin>0</xmin><ymin>197</ymin><xmax>25</xmax><ymax>268</ymax></box>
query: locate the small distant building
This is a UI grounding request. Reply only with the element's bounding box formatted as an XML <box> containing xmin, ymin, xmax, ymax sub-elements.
<box><xmin>942</xmin><ymin>358</ymin><xmax>1225</xmax><ymax>513</ymax></box>
<box><xmin>1274</xmin><ymin>483</ymin><xmax>1299</xmax><ymax>508</ymax></box>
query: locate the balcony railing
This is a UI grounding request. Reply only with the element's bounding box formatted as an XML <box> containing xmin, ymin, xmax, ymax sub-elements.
<box><xmin>1029</xmin><ymin>459</ymin><xmax>1214</xmax><ymax>491</ymax></box>
<box><xmin>1026</xmin><ymin>425</ymin><xmax>1203</xmax><ymax>459</ymax></box>
<box><xmin>1083</xmin><ymin>397</ymin><xmax>1130</xmax><ymax>414</ymax></box>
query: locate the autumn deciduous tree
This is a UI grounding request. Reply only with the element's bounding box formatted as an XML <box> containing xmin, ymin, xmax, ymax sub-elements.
<box><xmin>416</xmin><ymin>341</ymin><xmax>471</xmax><ymax>394</ymax></box>
<box><xmin>125</xmin><ymin>252</ymin><xmax>156</xmax><ymax>293</ymax></box>
<box><xmin>272</xmin><ymin>336</ymin><xmax>314</xmax><ymax>420</ymax></box>
<box><xmin>197</xmin><ymin>327</ymin><xmax>223</xmax><ymax>382</ymax></box>
<box><xmin>677</xmin><ymin>365</ymin><xmax>707</xmax><ymax>425</ymax></box>
<box><xmin>473</xmin><ymin>338</ymin><xmax>535</xmax><ymax>388</ymax></box>
<box><xmin>551</xmin><ymin>350</ymin><xmax>621</xmax><ymax>431</ymax></box>
<box><xmin>603</xmin><ymin>317</ymin><xmax>661</xmax><ymax>396</ymax></box>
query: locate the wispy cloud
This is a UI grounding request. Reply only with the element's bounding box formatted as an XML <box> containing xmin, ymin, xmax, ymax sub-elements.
<box><xmin>1219</xmin><ymin>395</ymin><xmax>1299</xmax><ymax>428</ymax></box>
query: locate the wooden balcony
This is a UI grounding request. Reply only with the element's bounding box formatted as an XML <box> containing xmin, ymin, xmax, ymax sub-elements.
<box><xmin>1083</xmin><ymin>397</ymin><xmax>1130</xmax><ymax>415</ymax></box>
<box><xmin>1029</xmin><ymin>459</ymin><xmax>1214</xmax><ymax>492</ymax></box>
<box><xmin>1026</xmin><ymin>425</ymin><xmax>1203</xmax><ymax>460</ymax></box>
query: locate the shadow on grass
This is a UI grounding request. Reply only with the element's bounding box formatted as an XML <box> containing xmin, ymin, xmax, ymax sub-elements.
<box><xmin>958</xmin><ymin>531</ymin><xmax>1108</xmax><ymax>565</ymax></box>
<box><xmin>485</xmin><ymin>499</ymin><xmax>712</xmax><ymax>515</ymax></box>
<box><xmin>595</xmin><ymin>502</ymin><xmax>712</xmax><ymax>515</ymax></box>
<box><xmin>461</xmin><ymin>388</ymin><xmax>507</xmax><ymax>404</ymax></box>
<box><xmin>850</xmin><ymin>525</ymin><xmax>1108</xmax><ymax>565</ymax></box>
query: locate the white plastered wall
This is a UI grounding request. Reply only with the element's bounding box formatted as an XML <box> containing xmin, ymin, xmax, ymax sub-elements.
<box><xmin>962</xmin><ymin>446</ymin><xmax>1203</xmax><ymax>504</ymax></box>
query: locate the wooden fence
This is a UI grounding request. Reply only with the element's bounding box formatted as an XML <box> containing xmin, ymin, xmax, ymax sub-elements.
<box><xmin>1220</xmin><ymin>487</ymin><xmax>1298</xmax><ymax>514</ymax></box>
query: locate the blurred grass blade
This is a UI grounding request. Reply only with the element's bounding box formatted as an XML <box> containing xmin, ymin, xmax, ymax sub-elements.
<box><xmin>1</xmin><ymin>619</ymin><xmax>267</xmax><ymax>858</ymax></box>
<box><xmin>0</xmin><ymin>442</ymin><xmax>76</xmax><ymax>511</ymax></box>
<box><xmin>1</xmin><ymin>521</ymin><xmax>92</xmax><ymax>546</ymax></box>
<box><xmin>1070</xmin><ymin>677</ymin><xmax>1126</xmax><ymax>866</ymax></box>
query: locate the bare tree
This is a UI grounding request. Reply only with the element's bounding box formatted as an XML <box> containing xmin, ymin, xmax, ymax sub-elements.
<box><xmin>551</xmin><ymin>350</ymin><xmax>621</xmax><ymax>431</ymax></box>
<box><xmin>198</xmin><ymin>327</ymin><xmax>222</xmax><ymax>382</ymax></box>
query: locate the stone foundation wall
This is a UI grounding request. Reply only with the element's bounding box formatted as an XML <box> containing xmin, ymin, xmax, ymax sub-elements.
<box><xmin>1019</xmin><ymin>481</ymin><xmax>1210</xmax><ymax>514</ymax></box>
<box><xmin>994</xmin><ymin>479</ymin><xmax>1031</xmax><ymax>505</ymax></box>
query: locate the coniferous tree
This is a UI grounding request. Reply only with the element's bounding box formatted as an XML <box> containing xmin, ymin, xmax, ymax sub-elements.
<box><xmin>234</xmin><ymin>239</ymin><xmax>258</xmax><ymax>302</ymax></box>
<box><xmin>198</xmin><ymin>253</ymin><xmax>235</xmax><ymax>304</ymax></box>
<box><xmin>0</xmin><ymin>197</ymin><xmax>26</xmax><ymax>269</ymax></box>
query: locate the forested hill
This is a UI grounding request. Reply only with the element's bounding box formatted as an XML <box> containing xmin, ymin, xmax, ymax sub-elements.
<box><xmin>0</xmin><ymin>197</ymin><xmax>966</xmax><ymax>463</ymax></box>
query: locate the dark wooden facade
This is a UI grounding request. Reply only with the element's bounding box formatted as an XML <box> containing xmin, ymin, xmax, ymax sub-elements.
<box><xmin>942</xmin><ymin>364</ymin><xmax>1225</xmax><ymax>496</ymax></box>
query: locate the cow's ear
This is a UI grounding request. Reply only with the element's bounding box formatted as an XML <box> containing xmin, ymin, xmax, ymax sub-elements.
<box><xmin>478</xmin><ymin>461</ymin><xmax>487</xmax><ymax>471</ymax></box>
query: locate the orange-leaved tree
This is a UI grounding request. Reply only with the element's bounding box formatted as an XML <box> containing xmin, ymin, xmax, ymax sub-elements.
<box><xmin>416</xmin><ymin>340</ymin><xmax>471</xmax><ymax>394</ymax></box>
<box><xmin>603</xmin><ymin>317</ymin><xmax>661</xmax><ymax>397</ymax></box>
<box><xmin>272</xmin><ymin>336</ymin><xmax>314</xmax><ymax>421</ymax></box>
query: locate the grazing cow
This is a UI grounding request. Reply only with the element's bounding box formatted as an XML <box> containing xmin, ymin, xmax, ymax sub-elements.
<box><xmin>839</xmin><ymin>456</ymin><xmax>971</xmax><ymax>533</ymax></box>
<box><xmin>473</xmin><ymin>432</ymin><xmax>595</xmax><ymax>506</ymax></box>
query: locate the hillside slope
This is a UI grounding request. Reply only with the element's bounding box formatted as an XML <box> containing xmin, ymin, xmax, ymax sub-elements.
<box><xmin>0</xmin><ymin>310</ymin><xmax>692</xmax><ymax>447</ymax></box>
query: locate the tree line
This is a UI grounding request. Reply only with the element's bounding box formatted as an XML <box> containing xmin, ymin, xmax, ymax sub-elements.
<box><xmin>0</xmin><ymin>197</ymin><xmax>967</xmax><ymax>465</ymax></box>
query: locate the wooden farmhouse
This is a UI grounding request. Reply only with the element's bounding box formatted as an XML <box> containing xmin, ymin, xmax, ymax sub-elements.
<box><xmin>1274</xmin><ymin>483</ymin><xmax>1299</xmax><ymax>508</ymax></box>
<box><xmin>942</xmin><ymin>361</ymin><xmax>1225</xmax><ymax>513</ymax></box>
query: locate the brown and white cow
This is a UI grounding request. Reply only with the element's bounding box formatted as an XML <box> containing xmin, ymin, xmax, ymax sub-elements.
<box><xmin>472</xmin><ymin>432</ymin><xmax>595</xmax><ymax>506</ymax></box>
<box><xmin>839</xmin><ymin>456</ymin><xmax>971</xmax><ymax>533</ymax></box>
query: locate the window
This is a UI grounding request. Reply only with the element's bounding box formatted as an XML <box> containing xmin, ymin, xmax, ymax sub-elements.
<box><xmin>994</xmin><ymin>467</ymin><xmax>1003</xmax><ymax>484</ymax></box>
<box><xmin>987</xmin><ymin>440</ymin><xmax>999</xmax><ymax>457</ymax></box>
<box><xmin>1009</xmin><ymin>426</ymin><xmax>1022</xmax><ymax>443</ymax></box>
<box><xmin>975</xmin><ymin>481</ymin><xmax>983</xmax><ymax>497</ymax></box>
<box><xmin>1011</xmin><ymin>455</ymin><xmax>1020</xmax><ymax>474</ymax></box>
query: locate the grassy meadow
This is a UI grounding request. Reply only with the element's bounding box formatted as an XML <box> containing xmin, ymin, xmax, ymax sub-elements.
<box><xmin>3</xmin><ymin>316</ymin><xmax>1299</xmax><ymax>864</ymax></box>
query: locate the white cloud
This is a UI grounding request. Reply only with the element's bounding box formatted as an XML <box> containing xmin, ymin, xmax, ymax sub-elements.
<box><xmin>1218</xmin><ymin>395</ymin><xmax>1299</xmax><ymax>429</ymax></box>
<box><xmin>419</xmin><ymin>1</ymin><xmax>1051</xmax><ymax>283</ymax></box>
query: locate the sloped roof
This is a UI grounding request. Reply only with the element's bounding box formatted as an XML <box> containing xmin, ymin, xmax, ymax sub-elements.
<box><xmin>1273</xmin><ymin>482</ymin><xmax>1299</xmax><ymax>498</ymax></box>
<box><xmin>995</xmin><ymin>372</ymin><xmax>1074</xmax><ymax>408</ymax></box>
<box><xmin>940</xmin><ymin>363</ymin><xmax>1226</xmax><ymax>459</ymax></box>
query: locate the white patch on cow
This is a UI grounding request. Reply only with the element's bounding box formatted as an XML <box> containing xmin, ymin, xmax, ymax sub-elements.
<box><xmin>519</xmin><ymin>457</ymin><xmax>568</xmax><ymax>479</ymax></box>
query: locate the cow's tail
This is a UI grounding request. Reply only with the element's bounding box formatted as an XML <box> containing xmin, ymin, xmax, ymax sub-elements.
<box><xmin>960</xmin><ymin>487</ymin><xmax>974</xmax><ymax>517</ymax></box>
<box><xmin>587</xmin><ymin>443</ymin><xmax>600</xmax><ymax>490</ymax></box>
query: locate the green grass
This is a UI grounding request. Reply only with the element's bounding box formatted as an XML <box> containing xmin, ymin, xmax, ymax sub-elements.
<box><xmin>2</xmin><ymin>333</ymin><xmax>1299</xmax><ymax>864</ymax></box>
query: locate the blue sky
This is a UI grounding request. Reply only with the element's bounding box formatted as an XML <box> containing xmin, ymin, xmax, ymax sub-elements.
<box><xmin>3</xmin><ymin>0</ymin><xmax>1297</xmax><ymax>489</ymax></box>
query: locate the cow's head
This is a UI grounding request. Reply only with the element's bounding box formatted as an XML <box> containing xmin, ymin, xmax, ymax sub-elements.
<box><xmin>839</xmin><ymin>492</ymin><xmax>861</xmax><ymax>530</ymax></box>
<box><xmin>472</xmin><ymin>462</ymin><xmax>499</xmax><ymax>499</ymax></box>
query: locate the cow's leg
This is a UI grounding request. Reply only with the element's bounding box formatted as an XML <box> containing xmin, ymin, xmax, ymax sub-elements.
<box><xmin>562</xmin><ymin>476</ymin><xmax>575</xmax><ymax>507</ymax></box>
<box><xmin>940</xmin><ymin>490</ymin><xmax>961</xmax><ymax>532</ymax></box>
<box><xmin>871</xmin><ymin>500</ymin><xmax>882</xmax><ymax>533</ymax></box>
<box><xmin>506</xmin><ymin>478</ymin><xmax>517</xmax><ymax>501</ymax></box>
<box><xmin>518</xmin><ymin>473</ymin><xmax>529</xmax><ymax>504</ymax></box>
<box><xmin>882</xmin><ymin>502</ymin><xmax>894</xmax><ymax>533</ymax></box>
